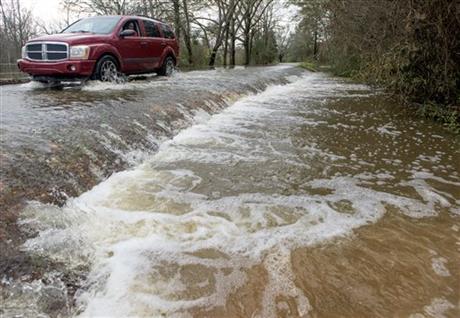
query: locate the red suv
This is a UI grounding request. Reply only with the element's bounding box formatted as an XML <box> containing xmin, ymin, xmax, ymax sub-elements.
<box><xmin>17</xmin><ymin>15</ymin><xmax>179</xmax><ymax>83</ymax></box>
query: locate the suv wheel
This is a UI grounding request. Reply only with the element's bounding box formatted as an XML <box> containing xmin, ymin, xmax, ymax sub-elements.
<box><xmin>157</xmin><ymin>56</ymin><xmax>175</xmax><ymax>76</ymax></box>
<box><xmin>94</xmin><ymin>56</ymin><xmax>119</xmax><ymax>82</ymax></box>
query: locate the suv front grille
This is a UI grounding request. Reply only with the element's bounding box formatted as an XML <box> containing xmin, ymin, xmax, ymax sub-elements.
<box><xmin>26</xmin><ymin>42</ymin><xmax>69</xmax><ymax>61</ymax></box>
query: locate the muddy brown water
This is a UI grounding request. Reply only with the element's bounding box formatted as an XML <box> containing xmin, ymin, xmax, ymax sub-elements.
<box><xmin>1</xmin><ymin>66</ymin><xmax>459</xmax><ymax>317</ymax></box>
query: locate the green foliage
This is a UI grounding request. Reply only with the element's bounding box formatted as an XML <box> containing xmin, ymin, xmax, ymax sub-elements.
<box><xmin>416</xmin><ymin>104</ymin><xmax>460</xmax><ymax>134</ymax></box>
<box><xmin>178</xmin><ymin>37</ymin><xmax>210</xmax><ymax>68</ymax></box>
<box><xmin>251</xmin><ymin>30</ymin><xmax>278</xmax><ymax>65</ymax></box>
<box><xmin>286</xmin><ymin>25</ymin><xmax>313</xmax><ymax>62</ymax></box>
<box><xmin>299</xmin><ymin>61</ymin><xmax>318</xmax><ymax>72</ymax></box>
<box><xmin>327</xmin><ymin>51</ymin><xmax>361</xmax><ymax>78</ymax></box>
<box><xmin>286</xmin><ymin>0</ymin><xmax>326</xmax><ymax>62</ymax></box>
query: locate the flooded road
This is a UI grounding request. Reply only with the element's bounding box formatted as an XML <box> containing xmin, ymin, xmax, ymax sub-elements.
<box><xmin>1</xmin><ymin>66</ymin><xmax>459</xmax><ymax>317</ymax></box>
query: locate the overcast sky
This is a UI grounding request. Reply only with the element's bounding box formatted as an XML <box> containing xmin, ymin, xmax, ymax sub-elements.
<box><xmin>20</xmin><ymin>0</ymin><xmax>299</xmax><ymax>32</ymax></box>
<box><xmin>22</xmin><ymin>0</ymin><xmax>63</xmax><ymax>21</ymax></box>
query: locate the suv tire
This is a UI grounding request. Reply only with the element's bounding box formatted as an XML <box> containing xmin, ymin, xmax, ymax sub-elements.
<box><xmin>157</xmin><ymin>56</ymin><xmax>175</xmax><ymax>76</ymax></box>
<box><xmin>93</xmin><ymin>55</ymin><xmax>119</xmax><ymax>82</ymax></box>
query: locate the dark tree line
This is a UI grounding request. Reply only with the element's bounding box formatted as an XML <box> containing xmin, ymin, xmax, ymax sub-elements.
<box><xmin>290</xmin><ymin>0</ymin><xmax>459</xmax><ymax>108</ymax></box>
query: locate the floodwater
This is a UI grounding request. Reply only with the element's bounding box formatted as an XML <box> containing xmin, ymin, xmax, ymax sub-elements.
<box><xmin>1</xmin><ymin>67</ymin><xmax>459</xmax><ymax>317</ymax></box>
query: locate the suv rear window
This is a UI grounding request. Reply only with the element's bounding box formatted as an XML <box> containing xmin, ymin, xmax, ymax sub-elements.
<box><xmin>161</xmin><ymin>24</ymin><xmax>175</xmax><ymax>39</ymax></box>
<box><xmin>144</xmin><ymin>20</ymin><xmax>161</xmax><ymax>37</ymax></box>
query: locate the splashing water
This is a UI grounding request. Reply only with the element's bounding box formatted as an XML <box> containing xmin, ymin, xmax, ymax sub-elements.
<box><xmin>3</xmin><ymin>71</ymin><xmax>459</xmax><ymax>317</ymax></box>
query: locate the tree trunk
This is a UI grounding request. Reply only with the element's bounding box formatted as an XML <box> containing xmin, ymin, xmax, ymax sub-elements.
<box><xmin>313</xmin><ymin>30</ymin><xmax>318</xmax><ymax>60</ymax></box>
<box><xmin>209</xmin><ymin>36</ymin><xmax>223</xmax><ymax>67</ymax></box>
<box><xmin>172</xmin><ymin>0</ymin><xmax>181</xmax><ymax>41</ymax></box>
<box><xmin>223</xmin><ymin>22</ymin><xmax>230</xmax><ymax>67</ymax></box>
<box><xmin>230</xmin><ymin>17</ymin><xmax>236</xmax><ymax>67</ymax></box>
<box><xmin>209</xmin><ymin>49</ymin><xmax>218</xmax><ymax>67</ymax></box>
<box><xmin>249</xmin><ymin>32</ymin><xmax>254</xmax><ymax>63</ymax></box>
<box><xmin>207</xmin><ymin>0</ymin><xmax>237</xmax><ymax>67</ymax></box>
<box><xmin>140</xmin><ymin>0</ymin><xmax>148</xmax><ymax>16</ymax></box>
<box><xmin>244</xmin><ymin>39</ymin><xmax>250</xmax><ymax>66</ymax></box>
<box><xmin>147</xmin><ymin>0</ymin><xmax>154</xmax><ymax>16</ymax></box>
<box><xmin>245</xmin><ymin>30</ymin><xmax>254</xmax><ymax>66</ymax></box>
<box><xmin>182</xmin><ymin>0</ymin><xmax>193</xmax><ymax>65</ymax></box>
<box><xmin>16</xmin><ymin>0</ymin><xmax>24</xmax><ymax>45</ymax></box>
<box><xmin>243</xmin><ymin>24</ymin><xmax>251</xmax><ymax>66</ymax></box>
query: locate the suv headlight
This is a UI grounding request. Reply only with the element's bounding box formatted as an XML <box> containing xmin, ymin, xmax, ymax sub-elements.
<box><xmin>70</xmin><ymin>45</ymin><xmax>90</xmax><ymax>59</ymax></box>
<box><xmin>21</xmin><ymin>46</ymin><xmax>26</xmax><ymax>59</ymax></box>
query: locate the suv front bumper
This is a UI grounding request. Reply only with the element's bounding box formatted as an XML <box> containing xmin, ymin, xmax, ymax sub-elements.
<box><xmin>17</xmin><ymin>59</ymin><xmax>96</xmax><ymax>78</ymax></box>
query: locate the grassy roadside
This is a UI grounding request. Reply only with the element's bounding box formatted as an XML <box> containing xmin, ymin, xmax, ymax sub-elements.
<box><xmin>299</xmin><ymin>60</ymin><xmax>319</xmax><ymax>72</ymax></box>
<box><xmin>414</xmin><ymin>103</ymin><xmax>460</xmax><ymax>134</ymax></box>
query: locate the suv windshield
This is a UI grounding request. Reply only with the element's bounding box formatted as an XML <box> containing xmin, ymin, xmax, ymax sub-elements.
<box><xmin>62</xmin><ymin>16</ymin><xmax>121</xmax><ymax>34</ymax></box>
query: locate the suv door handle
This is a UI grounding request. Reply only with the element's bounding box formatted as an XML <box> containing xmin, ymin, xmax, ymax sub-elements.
<box><xmin>141</xmin><ymin>41</ymin><xmax>148</xmax><ymax>46</ymax></box>
<box><xmin>161</xmin><ymin>42</ymin><xmax>166</xmax><ymax>47</ymax></box>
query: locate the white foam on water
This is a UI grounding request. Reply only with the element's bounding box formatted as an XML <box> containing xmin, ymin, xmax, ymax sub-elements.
<box><xmin>80</xmin><ymin>72</ymin><xmax>183</xmax><ymax>92</ymax></box>
<box><xmin>81</xmin><ymin>80</ymin><xmax>142</xmax><ymax>92</ymax></box>
<box><xmin>422</xmin><ymin>298</ymin><xmax>455</xmax><ymax>318</ymax></box>
<box><xmin>377</xmin><ymin>123</ymin><xmax>402</xmax><ymax>136</ymax></box>
<box><xmin>18</xmin><ymin>73</ymin><xmax>460</xmax><ymax>317</ymax></box>
<box><xmin>261</xmin><ymin>247</ymin><xmax>311</xmax><ymax>317</ymax></box>
<box><xmin>431</xmin><ymin>257</ymin><xmax>451</xmax><ymax>277</ymax></box>
<box><xmin>19</xmin><ymin>81</ymin><xmax>45</xmax><ymax>89</ymax></box>
<box><xmin>22</xmin><ymin>175</ymin><xmax>395</xmax><ymax>317</ymax></box>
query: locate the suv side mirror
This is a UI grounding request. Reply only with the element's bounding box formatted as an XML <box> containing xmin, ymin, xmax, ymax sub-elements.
<box><xmin>120</xmin><ymin>29</ymin><xmax>136</xmax><ymax>38</ymax></box>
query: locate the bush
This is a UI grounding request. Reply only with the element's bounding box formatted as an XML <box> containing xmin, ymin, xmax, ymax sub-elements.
<box><xmin>300</xmin><ymin>60</ymin><xmax>318</xmax><ymax>72</ymax></box>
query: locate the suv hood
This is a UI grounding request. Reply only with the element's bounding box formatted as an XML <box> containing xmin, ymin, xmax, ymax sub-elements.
<box><xmin>28</xmin><ymin>33</ymin><xmax>111</xmax><ymax>45</ymax></box>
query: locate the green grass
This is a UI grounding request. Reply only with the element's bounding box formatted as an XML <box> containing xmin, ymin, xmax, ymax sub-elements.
<box><xmin>416</xmin><ymin>103</ymin><xmax>460</xmax><ymax>134</ymax></box>
<box><xmin>299</xmin><ymin>60</ymin><xmax>318</xmax><ymax>72</ymax></box>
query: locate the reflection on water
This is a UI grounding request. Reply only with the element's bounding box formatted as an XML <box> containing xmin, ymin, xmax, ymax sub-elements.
<box><xmin>3</xmin><ymin>71</ymin><xmax>459</xmax><ymax>317</ymax></box>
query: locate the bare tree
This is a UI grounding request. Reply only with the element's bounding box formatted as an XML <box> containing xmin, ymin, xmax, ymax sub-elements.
<box><xmin>81</xmin><ymin>0</ymin><xmax>130</xmax><ymax>15</ymax></box>
<box><xmin>238</xmin><ymin>0</ymin><xmax>275</xmax><ymax>65</ymax></box>
<box><xmin>181</xmin><ymin>0</ymin><xmax>193</xmax><ymax>65</ymax></box>
<box><xmin>192</xmin><ymin>0</ymin><xmax>237</xmax><ymax>67</ymax></box>
<box><xmin>0</xmin><ymin>0</ymin><xmax>37</xmax><ymax>64</ymax></box>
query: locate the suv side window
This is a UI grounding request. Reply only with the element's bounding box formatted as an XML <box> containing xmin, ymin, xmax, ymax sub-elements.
<box><xmin>161</xmin><ymin>24</ymin><xmax>175</xmax><ymax>39</ymax></box>
<box><xmin>122</xmin><ymin>20</ymin><xmax>141</xmax><ymax>36</ymax></box>
<box><xmin>144</xmin><ymin>20</ymin><xmax>161</xmax><ymax>38</ymax></box>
